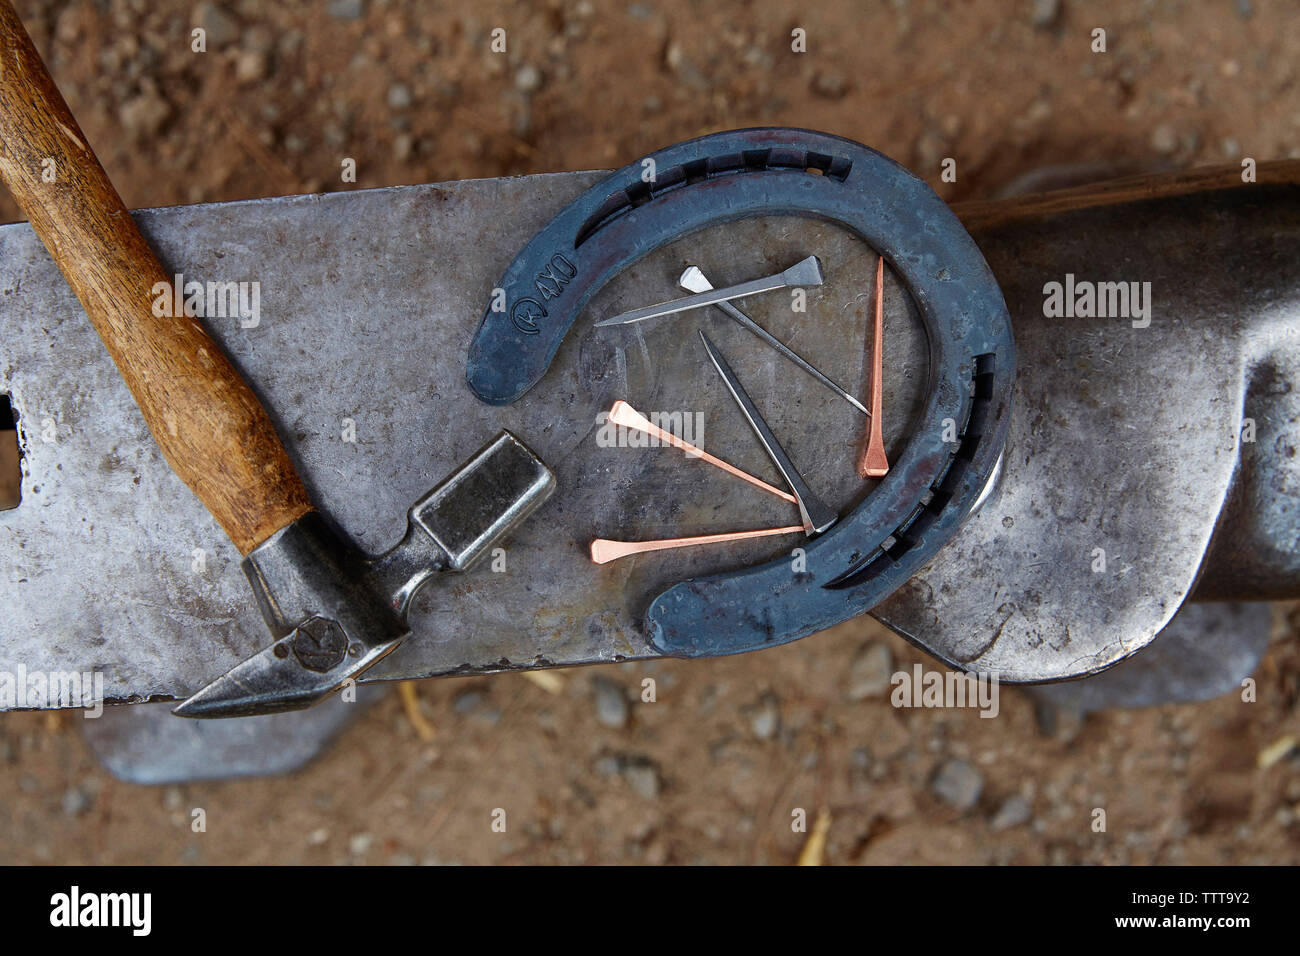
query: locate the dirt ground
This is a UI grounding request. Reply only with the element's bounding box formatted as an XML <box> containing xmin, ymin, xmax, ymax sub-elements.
<box><xmin>2</xmin><ymin>0</ymin><xmax>1299</xmax><ymax>865</ymax></box>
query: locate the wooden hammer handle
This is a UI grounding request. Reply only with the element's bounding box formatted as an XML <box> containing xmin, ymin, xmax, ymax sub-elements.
<box><xmin>0</xmin><ymin>2</ymin><xmax>312</xmax><ymax>554</ymax></box>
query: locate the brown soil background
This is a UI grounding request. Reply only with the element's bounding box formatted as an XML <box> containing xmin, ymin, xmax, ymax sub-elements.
<box><xmin>1</xmin><ymin>0</ymin><xmax>1299</xmax><ymax>865</ymax></box>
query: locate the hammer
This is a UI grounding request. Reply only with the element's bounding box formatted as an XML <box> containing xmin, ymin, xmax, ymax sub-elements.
<box><xmin>0</xmin><ymin>3</ymin><xmax>554</xmax><ymax>717</ymax></box>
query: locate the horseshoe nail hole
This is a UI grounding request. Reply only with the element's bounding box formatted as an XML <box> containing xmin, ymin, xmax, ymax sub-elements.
<box><xmin>0</xmin><ymin>394</ymin><xmax>20</xmax><ymax>511</ymax></box>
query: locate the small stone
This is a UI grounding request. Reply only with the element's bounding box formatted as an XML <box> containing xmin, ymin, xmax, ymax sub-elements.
<box><xmin>626</xmin><ymin>3</ymin><xmax>654</xmax><ymax>19</ymax></box>
<box><xmin>930</xmin><ymin>758</ymin><xmax>983</xmax><ymax>811</ymax></box>
<box><xmin>622</xmin><ymin>757</ymin><xmax>661</xmax><ymax>799</ymax></box>
<box><xmin>55</xmin><ymin>7</ymin><xmax>87</xmax><ymax>44</ymax></box>
<box><xmin>1031</xmin><ymin>0</ymin><xmax>1060</xmax><ymax>29</ymax></box>
<box><xmin>387</xmin><ymin>83</ymin><xmax>412</xmax><ymax>109</ymax></box>
<box><xmin>278</xmin><ymin>29</ymin><xmax>304</xmax><ymax>57</ymax></box>
<box><xmin>750</xmin><ymin>693</ymin><xmax>780</xmax><ymax>741</ymax></box>
<box><xmin>453</xmin><ymin>688</ymin><xmax>484</xmax><ymax>715</ymax></box>
<box><xmin>592</xmin><ymin>676</ymin><xmax>629</xmax><ymax>729</ymax></box>
<box><xmin>1150</xmin><ymin>123</ymin><xmax>1179</xmax><ymax>155</ymax></box>
<box><xmin>163</xmin><ymin>787</ymin><xmax>184</xmax><ymax>811</ymax></box>
<box><xmin>913</xmin><ymin>129</ymin><xmax>947</xmax><ymax>173</ymax></box>
<box><xmin>664</xmin><ymin>44</ymin><xmax>709</xmax><ymax>91</ymax></box>
<box><xmin>847</xmin><ymin>642</ymin><xmax>893</xmax><ymax>700</ymax></box>
<box><xmin>515</xmin><ymin>64</ymin><xmax>542</xmax><ymax>93</ymax></box>
<box><xmin>234</xmin><ymin>50</ymin><xmax>268</xmax><ymax>84</ymax></box>
<box><xmin>327</xmin><ymin>0</ymin><xmax>364</xmax><ymax>20</ymax></box>
<box><xmin>1033</xmin><ymin>698</ymin><xmax>1084</xmax><ymax>742</ymax></box>
<box><xmin>990</xmin><ymin>794</ymin><xmax>1032</xmax><ymax>830</ymax></box>
<box><xmin>811</xmin><ymin>70</ymin><xmax>848</xmax><ymax>99</ymax></box>
<box><xmin>309</xmin><ymin>828</ymin><xmax>329</xmax><ymax>845</ymax></box>
<box><xmin>62</xmin><ymin>786</ymin><xmax>93</xmax><ymax>817</ymax></box>
<box><xmin>194</xmin><ymin>2</ymin><xmax>239</xmax><ymax>47</ymax></box>
<box><xmin>393</xmin><ymin>133</ymin><xmax>414</xmax><ymax>162</ymax></box>
<box><xmin>120</xmin><ymin>91</ymin><xmax>171</xmax><ymax>139</ymax></box>
<box><xmin>593</xmin><ymin>754</ymin><xmax>622</xmax><ymax>777</ymax></box>
<box><xmin>244</xmin><ymin>25</ymin><xmax>275</xmax><ymax>54</ymax></box>
<box><xmin>348</xmin><ymin>832</ymin><xmax>373</xmax><ymax>856</ymax></box>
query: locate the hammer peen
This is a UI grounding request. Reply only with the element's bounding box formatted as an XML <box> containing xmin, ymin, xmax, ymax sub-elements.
<box><xmin>0</xmin><ymin>2</ymin><xmax>555</xmax><ymax>717</ymax></box>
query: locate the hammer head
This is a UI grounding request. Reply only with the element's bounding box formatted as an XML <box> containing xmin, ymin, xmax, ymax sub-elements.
<box><xmin>173</xmin><ymin>431</ymin><xmax>554</xmax><ymax>718</ymax></box>
<box><xmin>411</xmin><ymin>431</ymin><xmax>556</xmax><ymax>571</ymax></box>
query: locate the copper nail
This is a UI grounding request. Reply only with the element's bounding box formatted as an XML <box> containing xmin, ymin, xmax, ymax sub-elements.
<box><xmin>607</xmin><ymin>401</ymin><xmax>797</xmax><ymax>504</ymax></box>
<box><xmin>856</xmin><ymin>255</ymin><xmax>890</xmax><ymax>478</ymax></box>
<box><xmin>590</xmin><ymin>525</ymin><xmax>805</xmax><ymax>564</ymax></box>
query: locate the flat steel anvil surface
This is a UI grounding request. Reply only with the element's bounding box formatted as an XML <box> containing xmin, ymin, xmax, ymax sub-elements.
<box><xmin>1</xmin><ymin>166</ymin><xmax>1298</xmax><ymax>708</ymax></box>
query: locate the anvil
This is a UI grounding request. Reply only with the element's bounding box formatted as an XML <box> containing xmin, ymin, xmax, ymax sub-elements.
<box><xmin>0</xmin><ymin>3</ymin><xmax>1297</xmax><ymax>718</ymax></box>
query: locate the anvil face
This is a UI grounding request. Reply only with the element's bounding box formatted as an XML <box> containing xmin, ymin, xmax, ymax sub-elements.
<box><xmin>1</xmin><ymin>164</ymin><xmax>1295</xmax><ymax>709</ymax></box>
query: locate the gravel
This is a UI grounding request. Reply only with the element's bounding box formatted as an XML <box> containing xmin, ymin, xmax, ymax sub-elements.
<box><xmin>514</xmin><ymin>64</ymin><xmax>542</xmax><ymax>93</ymax></box>
<box><xmin>387</xmin><ymin>83</ymin><xmax>413</xmax><ymax>109</ymax></box>
<box><xmin>1150</xmin><ymin>123</ymin><xmax>1180</xmax><ymax>155</ymax></box>
<box><xmin>194</xmin><ymin>2</ymin><xmax>239</xmax><ymax>47</ymax></box>
<box><xmin>1031</xmin><ymin>0</ymin><xmax>1061</xmax><ymax>29</ymax></box>
<box><xmin>119</xmin><ymin>90</ymin><xmax>171</xmax><ymax>139</ymax></box>
<box><xmin>621</xmin><ymin>757</ymin><xmax>662</xmax><ymax>799</ymax></box>
<box><xmin>811</xmin><ymin>70</ymin><xmax>848</xmax><ymax>99</ymax></box>
<box><xmin>327</xmin><ymin>0</ymin><xmax>365</xmax><ymax>21</ymax></box>
<box><xmin>592</xmin><ymin>676</ymin><xmax>630</xmax><ymax>729</ymax></box>
<box><xmin>452</xmin><ymin>688</ymin><xmax>485</xmax><ymax>715</ymax></box>
<box><xmin>348</xmin><ymin>832</ymin><xmax>373</xmax><ymax>855</ymax></box>
<box><xmin>750</xmin><ymin>693</ymin><xmax>780</xmax><ymax>741</ymax></box>
<box><xmin>847</xmin><ymin>642</ymin><xmax>894</xmax><ymax>701</ymax></box>
<box><xmin>990</xmin><ymin>794</ymin><xmax>1032</xmax><ymax>830</ymax></box>
<box><xmin>930</xmin><ymin>758</ymin><xmax>984</xmax><ymax>811</ymax></box>
<box><xmin>61</xmin><ymin>786</ymin><xmax>93</xmax><ymax>816</ymax></box>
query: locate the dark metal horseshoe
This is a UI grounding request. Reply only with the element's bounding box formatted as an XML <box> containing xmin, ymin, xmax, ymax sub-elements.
<box><xmin>466</xmin><ymin>128</ymin><xmax>1015</xmax><ymax>659</ymax></box>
